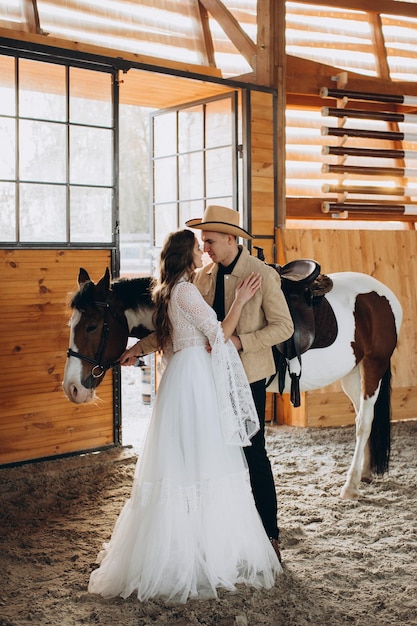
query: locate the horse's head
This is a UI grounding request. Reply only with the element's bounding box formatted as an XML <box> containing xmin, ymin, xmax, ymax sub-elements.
<box><xmin>63</xmin><ymin>267</ymin><xmax>131</xmax><ymax>404</ymax></box>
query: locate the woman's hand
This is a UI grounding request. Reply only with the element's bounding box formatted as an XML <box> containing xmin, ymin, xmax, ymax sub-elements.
<box><xmin>119</xmin><ymin>343</ymin><xmax>143</xmax><ymax>366</ymax></box>
<box><xmin>234</xmin><ymin>272</ymin><xmax>262</xmax><ymax>305</ymax></box>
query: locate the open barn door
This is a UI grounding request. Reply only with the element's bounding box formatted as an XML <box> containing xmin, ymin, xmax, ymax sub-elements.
<box><xmin>151</xmin><ymin>92</ymin><xmax>241</xmax><ymax>252</ymax></box>
<box><xmin>145</xmin><ymin>93</ymin><xmax>242</xmax><ymax>400</ymax></box>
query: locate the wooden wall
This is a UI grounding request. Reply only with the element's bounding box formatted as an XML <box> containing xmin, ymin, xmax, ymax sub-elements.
<box><xmin>0</xmin><ymin>249</ymin><xmax>115</xmax><ymax>465</ymax></box>
<box><xmin>276</xmin><ymin>229</ymin><xmax>417</xmax><ymax>427</ymax></box>
<box><xmin>249</xmin><ymin>90</ymin><xmax>275</xmax><ymax>420</ymax></box>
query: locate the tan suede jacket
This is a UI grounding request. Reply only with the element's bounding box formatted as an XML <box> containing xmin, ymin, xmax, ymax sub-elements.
<box><xmin>193</xmin><ymin>246</ymin><xmax>294</xmax><ymax>384</ymax></box>
<box><xmin>139</xmin><ymin>246</ymin><xmax>294</xmax><ymax>383</ymax></box>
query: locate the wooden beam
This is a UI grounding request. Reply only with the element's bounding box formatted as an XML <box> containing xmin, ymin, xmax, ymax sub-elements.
<box><xmin>197</xmin><ymin>1</ymin><xmax>216</xmax><ymax>68</ymax></box>
<box><xmin>0</xmin><ymin>28</ymin><xmax>222</xmax><ymax>79</ymax></box>
<box><xmin>276</xmin><ymin>1</ymin><xmax>286</xmax><ymax>230</ymax></box>
<box><xmin>286</xmin><ymin>197</ymin><xmax>417</xmax><ymax>221</ymax></box>
<box><xmin>256</xmin><ymin>0</ymin><xmax>276</xmax><ymax>87</ymax></box>
<box><xmin>23</xmin><ymin>0</ymin><xmax>40</xmax><ymax>34</ymax></box>
<box><xmin>286</xmin><ymin>54</ymin><xmax>417</xmax><ymax>99</ymax></box>
<box><xmin>369</xmin><ymin>13</ymin><xmax>390</xmax><ymax>80</ymax></box>
<box><xmin>199</xmin><ymin>0</ymin><xmax>257</xmax><ymax>69</ymax></box>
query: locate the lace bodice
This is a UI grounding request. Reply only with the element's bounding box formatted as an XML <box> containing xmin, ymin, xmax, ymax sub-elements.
<box><xmin>168</xmin><ymin>279</ymin><xmax>219</xmax><ymax>353</ymax></box>
<box><xmin>166</xmin><ymin>278</ymin><xmax>259</xmax><ymax>446</ymax></box>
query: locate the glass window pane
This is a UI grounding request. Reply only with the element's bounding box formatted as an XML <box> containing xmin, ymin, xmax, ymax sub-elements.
<box><xmin>0</xmin><ymin>55</ymin><xmax>15</xmax><ymax>116</ymax></box>
<box><xmin>178</xmin><ymin>105</ymin><xmax>203</xmax><ymax>152</ymax></box>
<box><xmin>19</xmin><ymin>183</ymin><xmax>66</xmax><ymax>242</ymax></box>
<box><xmin>0</xmin><ymin>182</ymin><xmax>16</xmax><ymax>241</ymax></box>
<box><xmin>180</xmin><ymin>200</ymin><xmax>204</xmax><ymax>227</ymax></box>
<box><xmin>20</xmin><ymin>120</ymin><xmax>66</xmax><ymax>183</ymax></box>
<box><xmin>0</xmin><ymin>118</ymin><xmax>15</xmax><ymax>178</ymax></box>
<box><xmin>179</xmin><ymin>152</ymin><xmax>204</xmax><ymax>200</ymax></box>
<box><xmin>154</xmin><ymin>157</ymin><xmax>177</xmax><ymax>203</ymax></box>
<box><xmin>206</xmin><ymin>147</ymin><xmax>233</xmax><ymax>197</ymax></box>
<box><xmin>70</xmin><ymin>67</ymin><xmax>112</xmax><ymax>127</ymax></box>
<box><xmin>206</xmin><ymin>196</ymin><xmax>233</xmax><ymax>208</ymax></box>
<box><xmin>154</xmin><ymin>203</ymin><xmax>177</xmax><ymax>247</ymax></box>
<box><xmin>19</xmin><ymin>59</ymin><xmax>66</xmax><ymax>121</ymax></box>
<box><xmin>70</xmin><ymin>126</ymin><xmax>113</xmax><ymax>185</ymax></box>
<box><xmin>153</xmin><ymin>113</ymin><xmax>177</xmax><ymax>157</ymax></box>
<box><xmin>206</xmin><ymin>98</ymin><xmax>233</xmax><ymax>148</ymax></box>
<box><xmin>70</xmin><ymin>187</ymin><xmax>113</xmax><ymax>243</ymax></box>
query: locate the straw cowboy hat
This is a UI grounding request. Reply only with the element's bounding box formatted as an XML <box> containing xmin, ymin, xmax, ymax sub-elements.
<box><xmin>185</xmin><ymin>205</ymin><xmax>253</xmax><ymax>239</ymax></box>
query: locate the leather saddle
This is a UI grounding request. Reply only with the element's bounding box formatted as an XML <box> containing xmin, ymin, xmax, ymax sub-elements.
<box><xmin>266</xmin><ymin>258</ymin><xmax>338</xmax><ymax>408</ymax></box>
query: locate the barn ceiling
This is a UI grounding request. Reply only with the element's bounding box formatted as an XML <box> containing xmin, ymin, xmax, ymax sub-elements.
<box><xmin>2</xmin><ymin>1</ymin><xmax>417</xmax><ymax>85</ymax></box>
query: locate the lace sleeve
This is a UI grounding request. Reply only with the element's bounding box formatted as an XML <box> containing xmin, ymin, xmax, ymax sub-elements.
<box><xmin>174</xmin><ymin>281</ymin><xmax>259</xmax><ymax>446</ymax></box>
<box><xmin>173</xmin><ymin>281</ymin><xmax>220</xmax><ymax>345</ymax></box>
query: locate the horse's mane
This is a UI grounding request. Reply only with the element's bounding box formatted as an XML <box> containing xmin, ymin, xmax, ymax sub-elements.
<box><xmin>69</xmin><ymin>275</ymin><xmax>154</xmax><ymax>312</ymax></box>
<box><xmin>112</xmin><ymin>276</ymin><xmax>154</xmax><ymax>310</ymax></box>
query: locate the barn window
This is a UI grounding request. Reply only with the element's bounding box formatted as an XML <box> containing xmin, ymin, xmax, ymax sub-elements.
<box><xmin>0</xmin><ymin>52</ymin><xmax>115</xmax><ymax>245</ymax></box>
<box><xmin>151</xmin><ymin>94</ymin><xmax>237</xmax><ymax>248</ymax></box>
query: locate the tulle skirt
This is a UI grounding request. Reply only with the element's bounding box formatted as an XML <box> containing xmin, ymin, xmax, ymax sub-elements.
<box><xmin>88</xmin><ymin>345</ymin><xmax>281</xmax><ymax>603</ymax></box>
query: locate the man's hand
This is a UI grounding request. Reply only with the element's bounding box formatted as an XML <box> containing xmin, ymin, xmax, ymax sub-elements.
<box><xmin>230</xmin><ymin>335</ymin><xmax>242</xmax><ymax>352</ymax></box>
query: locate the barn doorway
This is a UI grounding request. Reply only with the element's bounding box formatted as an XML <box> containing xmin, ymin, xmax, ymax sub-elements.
<box><xmin>118</xmin><ymin>89</ymin><xmax>241</xmax><ymax>451</ymax></box>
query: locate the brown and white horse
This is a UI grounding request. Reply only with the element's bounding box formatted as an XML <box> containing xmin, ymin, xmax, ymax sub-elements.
<box><xmin>63</xmin><ymin>267</ymin><xmax>402</xmax><ymax>501</ymax></box>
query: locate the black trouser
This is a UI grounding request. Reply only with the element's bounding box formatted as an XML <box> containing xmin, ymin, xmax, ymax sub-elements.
<box><xmin>244</xmin><ymin>378</ymin><xmax>279</xmax><ymax>540</ymax></box>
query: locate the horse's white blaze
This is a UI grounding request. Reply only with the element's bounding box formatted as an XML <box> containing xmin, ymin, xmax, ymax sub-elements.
<box><xmin>62</xmin><ymin>310</ymin><xmax>95</xmax><ymax>404</ymax></box>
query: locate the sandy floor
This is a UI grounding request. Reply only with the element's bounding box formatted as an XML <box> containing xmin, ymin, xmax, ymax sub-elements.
<box><xmin>1</xmin><ymin>370</ymin><xmax>416</xmax><ymax>626</ymax></box>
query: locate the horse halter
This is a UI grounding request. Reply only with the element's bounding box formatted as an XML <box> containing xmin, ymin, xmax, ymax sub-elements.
<box><xmin>67</xmin><ymin>297</ymin><xmax>119</xmax><ymax>379</ymax></box>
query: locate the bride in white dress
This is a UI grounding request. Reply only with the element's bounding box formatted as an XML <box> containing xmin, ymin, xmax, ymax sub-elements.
<box><xmin>88</xmin><ymin>229</ymin><xmax>282</xmax><ymax>603</ymax></box>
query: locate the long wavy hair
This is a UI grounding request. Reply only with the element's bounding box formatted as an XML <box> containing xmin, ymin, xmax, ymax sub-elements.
<box><xmin>152</xmin><ymin>229</ymin><xmax>197</xmax><ymax>350</ymax></box>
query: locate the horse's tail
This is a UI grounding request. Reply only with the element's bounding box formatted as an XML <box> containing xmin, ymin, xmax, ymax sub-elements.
<box><xmin>370</xmin><ymin>363</ymin><xmax>392</xmax><ymax>476</ymax></box>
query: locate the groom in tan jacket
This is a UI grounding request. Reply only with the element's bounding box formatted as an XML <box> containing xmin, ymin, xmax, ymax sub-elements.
<box><xmin>186</xmin><ymin>206</ymin><xmax>294</xmax><ymax>561</ymax></box>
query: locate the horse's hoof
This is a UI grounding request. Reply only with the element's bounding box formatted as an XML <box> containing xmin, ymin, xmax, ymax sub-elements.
<box><xmin>340</xmin><ymin>485</ymin><xmax>359</xmax><ymax>500</ymax></box>
<box><xmin>361</xmin><ymin>476</ymin><xmax>372</xmax><ymax>484</ymax></box>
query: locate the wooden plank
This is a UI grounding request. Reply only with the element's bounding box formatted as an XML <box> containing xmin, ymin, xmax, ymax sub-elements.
<box><xmin>252</xmin><ymin>221</ymin><xmax>276</xmax><ymax>237</ymax></box>
<box><xmin>251</xmin><ymin>177</ymin><xmax>274</xmax><ymax>193</ymax></box>
<box><xmin>0</xmin><ymin>413</ymin><xmax>114</xmax><ymax>440</ymax></box>
<box><xmin>306</xmin><ymin>390</ymin><xmax>356</xmax><ymax>428</ymax></box>
<box><xmin>303</xmin><ymin>386</ymin><xmax>417</xmax><ymax>427</ymax></box>
<box><xmin>265</xmin><ymin>391</ymin><xmax>274</xmax><ymax>422</ymax></box>
<box><xmin>252</xmin><ymin>161</ymin><xmax>274</xmax><ymax>178</ymax></box>
<box><xmin>251</xmin><ymin>118</ymin><xmax>274</xmax><ymax>136</ymax></box>
<box><xmin>0</xmin><ymin>384</ymin><xmax>113</xmax><ymax>410</ymax></box>
<box><xmin>276</xmin><ymin>393</ymin><xmax>307</xmax><ymax>427</ymax></box>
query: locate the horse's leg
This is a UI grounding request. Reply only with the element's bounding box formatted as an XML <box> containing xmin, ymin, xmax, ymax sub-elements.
<box><xmin>339</xmin><ymin>363</ymin><xmax>378</xmax><ymax>500</ymax></box>
<box><xmin>340</xmin><ymin>365</ymin><xmax>373</xmax><ymax>484</ymax></box>
<box><xmin>340</xmin><ymin>400</ymin><xmax>378</xmax><ymax>500</ymax></box>
<box><xmin>339</xmin><ymin>291</ymin><xmax>397</xmax><ymax>499</ymax></box>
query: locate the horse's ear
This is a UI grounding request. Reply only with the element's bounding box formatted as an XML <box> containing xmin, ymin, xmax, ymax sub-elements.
<box><xmin>96</xmin><ymin>267</ymin><xmax>111</xmax><ymax>293</ymax></box>
<box><xmin>78</xmin><ymin>268</ymin><xmax>90</xmax><ymax>286</ymax></box>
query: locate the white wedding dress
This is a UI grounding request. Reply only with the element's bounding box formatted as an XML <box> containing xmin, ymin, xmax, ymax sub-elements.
<box><xmin>88</xmin><ymin>279</ymin><xmax>281</xmax><ymax>603</ymax></box>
